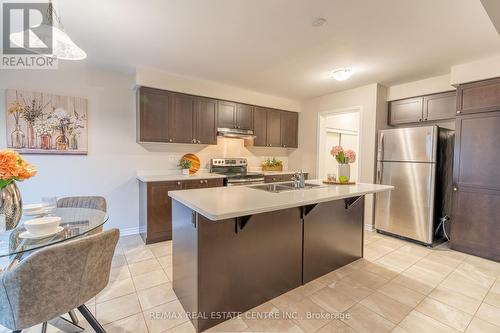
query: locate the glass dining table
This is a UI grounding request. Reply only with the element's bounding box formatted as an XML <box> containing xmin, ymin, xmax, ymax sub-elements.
<box><xmin>0</xmin><ymin>207</ymin><xmax>108</xmax><ymax>264</ymax></box>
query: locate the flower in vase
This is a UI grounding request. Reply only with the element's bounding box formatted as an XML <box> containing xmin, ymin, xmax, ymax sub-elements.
<box><xmin>344</xmin><ymin>150</ymin><xmax>356</xmax><ymax>163</ymax></box>
<box><xmin>0</xmin><ymin>150</ymin><xmax>37</xmax><ymax>188</ymax></box>
<box><xmin>330</xmin><ymin>145</ymin><xmax>343</xmax><ymax>157</ymax></box>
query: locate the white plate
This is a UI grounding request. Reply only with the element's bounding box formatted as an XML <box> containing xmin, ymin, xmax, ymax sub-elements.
<box><xmin>19</xmin><ymin>226</ymin><xmax>64</xmax><ymax>240</ymax></box>
<box><xmin>23</xmin><ymin>203</ymin><xmax>49</xmax><ymax>212</ymax></box>
<box><xmin>23</xmin><ymin>208</ymin><xmax>53</xmax><ymax>217</ymax></box>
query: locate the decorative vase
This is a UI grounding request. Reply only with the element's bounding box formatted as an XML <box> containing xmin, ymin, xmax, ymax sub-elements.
<box><xmin>11</xmin><ymin>124</ymin><xmax>26</xmax><ymax>149</ymax></box>
<box><xmin>40</xmin><ymin>132</ymin><xmax>52</xmax><ymax>149</ymax></box>
<box><xmin>182</xmin><ymin>169</ymin><xmax>190</xmax><ymax>175</ymax></box>
<box><xmin>27</xmin><ymin>123</ymin><xmax>36</xmax><ymax>149</ymax></box>
<box><xmin>0</xmin><ymin>182</ymin><xmax>22</xmax><ymax>230</ymax></box>
<box><xmin>70</xmin><ymin>133</ymin><xmax>79</xmax><ymax>150</ymax></box>
<box><xmin>338</xmin><ymin>164</ymin><xmax>351</xmax><ymax>181</ymax></box>
<box><xmin>56</xmin><ymin>128</ymin><xmax>69</xmax><ymax>150</ymax></box>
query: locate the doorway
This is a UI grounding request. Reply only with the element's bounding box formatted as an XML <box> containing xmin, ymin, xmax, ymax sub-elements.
<box><xmin>317</xmin><ymin>108</ymin><xmax>361</xmax><ymax>181</ymax></box>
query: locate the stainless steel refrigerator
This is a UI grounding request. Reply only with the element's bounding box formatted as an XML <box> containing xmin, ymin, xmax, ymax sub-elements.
<box><xmin>375</xmin><ymin>126</ymin><xmax>454</xmax><ymax>245</ymax></box>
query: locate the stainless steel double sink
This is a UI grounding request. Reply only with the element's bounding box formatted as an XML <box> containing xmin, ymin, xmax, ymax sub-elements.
<box><xmin>250</xmin><ymin>181</ymin><xmax>321</xmax><ymax>193</ymax></box>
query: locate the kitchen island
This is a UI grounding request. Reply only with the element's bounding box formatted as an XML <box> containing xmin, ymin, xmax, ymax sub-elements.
<box><xmin>168</xmin><ymin>180</ymin><xmax>392</xmax><ymax>332</ymax></box>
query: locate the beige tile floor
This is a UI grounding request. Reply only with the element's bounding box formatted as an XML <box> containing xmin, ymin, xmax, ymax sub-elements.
<box><xmin>2</xmin><ymin>230</ymin><xmax>500</xmax><ymax>333</ymax></box>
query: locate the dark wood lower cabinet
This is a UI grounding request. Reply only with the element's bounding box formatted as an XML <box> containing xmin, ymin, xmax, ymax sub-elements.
<box><xmin>139</xmin><ymin>178</ymin><xmax>224</xmax><ymax>244</ymax></box>
<box><xmin>303</xmin><ymin>197</ymin><xmax>364</xmax><ymax>283</ymax></box>
<box><xmin>172</xmin><ymin>195</ymin><xmax>366</xmax><ymax>332</ymax></box>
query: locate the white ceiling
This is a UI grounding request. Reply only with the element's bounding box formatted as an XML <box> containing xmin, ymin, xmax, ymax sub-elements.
<box><xmin>59</xmin><ymin>0</ymin><xmax>500</xmax><ymax>99</ymax></box>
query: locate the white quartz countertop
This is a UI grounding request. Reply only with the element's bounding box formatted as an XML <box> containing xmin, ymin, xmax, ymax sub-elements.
<box><xmin>137</xmin><ymin>173</ymin><xmax>226</xmax><ymax>182</ymax></box>
<box><xmin>169</xmin><ymin>180</ymin><xmax>393</xmax><ymax>221</ymax></box>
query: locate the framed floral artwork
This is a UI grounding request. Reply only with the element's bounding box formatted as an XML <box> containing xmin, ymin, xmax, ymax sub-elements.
<box><xmin>5</xmin><ymin>89</ymin><xmax>88</xmax><ymax>155</ymax></box>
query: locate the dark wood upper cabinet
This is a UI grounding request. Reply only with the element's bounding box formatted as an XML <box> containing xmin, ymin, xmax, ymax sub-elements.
<box><xmin>423</xmin><ymin>91</ymin><xmax>456</xmax><ymax>121</ymax></box>
<box><xmin>195</xmin><ymin>97</ymin><xmax>217</xmax><ymax>145</ymax></box>
<box><xmin>236</xmin><ymin>104</ymin><xmax>254</xmax><ymax>130</ymax></box>
<box><xmin>138</xmin><ymin>87</ymin><xmax>171</xmax><ymax>142</ymax></box>
<box><xmin>389</xmin><ymin>97</ymin><xmax>424</xmax><ymax>124</ymax></box>
<box><xmin>457</xmin><ymin>77</ymin><xmax>500</xmax><ymax>115</ymax></box>
<box><xmin>267</xmin><ymin>110</ymin><xmax>282</xmax><ymax>147</ymax></box>
<box><xmin>281</xmin><ymin>111</ymin><xmax>298</xmax><ymax>148</ymax></box>
<box><xmin>170</xmin><ymin>93</ymin><xmax>195</xmax><ymax>143</ymax></box>
<box><xmin>389</xmin><ymin>91</ymin><xmax>457</xmax><ymax>125</ymax></box>
<box><xmin>137</xmin><ymin>86</ymin><xmax>299</xmax><ymax>147</ymax></box>
<box><xmin>217</xmin><ymin>101</ymin><xmax>237</xmax><ymax>129</ymax></box>
<box><xmin>253</xmin><ymin>107</ymin><xmax>268</xmax><ymax>147</ymax></box>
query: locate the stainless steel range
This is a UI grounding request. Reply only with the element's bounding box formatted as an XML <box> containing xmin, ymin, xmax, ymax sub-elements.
<box><xmin>210</xmin><ymin>158</ymin><xmax>264</xmax><ymax>186</ymax></box>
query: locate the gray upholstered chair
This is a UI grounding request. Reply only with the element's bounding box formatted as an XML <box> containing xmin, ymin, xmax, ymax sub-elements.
<box><xmin>0</xmin><ymin>228</ymin><xmax>119</xmax><ymax>333</ymax></box>
<box><xmin>57</xmin><ymin>196</ymin><xmax>107</xmax><ymax>212</ymax></box>
<box><xmin>57</xmin><ymin>196</ymin><xmax>107</xmax><ymax>234</ymax></box>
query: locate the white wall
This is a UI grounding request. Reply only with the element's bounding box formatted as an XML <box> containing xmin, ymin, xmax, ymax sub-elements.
<box><xmin>0</xmin><ymin>63</ymin><xmax>294</xmax><ymax>234</ymax></box>
<box><xmin>136</xmin><ymin>66</ymin><xmax>301</xmax><ymax>112</ymax></box>
<box><xmin>325</xmin><ymin>112</ymin><xmax>360</xmax><ymax>132</ymax></box>
<box><xmin>290</xmin><ymin>83</ymin><xmax>385</xmax><ymax>226</ymax></box>
<box><xmin>450</xmin><ymin>54</ymin><xmax>500</xmax><ymax>85</ymax></box>
<box><xmin>387</xmin><ymin>74</ymin><xmax>454</xmax><ymax>101</ymax></box>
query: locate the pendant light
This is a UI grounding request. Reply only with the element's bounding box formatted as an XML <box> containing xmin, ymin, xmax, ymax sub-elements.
<box><xmin>9</xmin><ymin>1</ymin><xmax>87</xmax><ymax>60</ymax></box>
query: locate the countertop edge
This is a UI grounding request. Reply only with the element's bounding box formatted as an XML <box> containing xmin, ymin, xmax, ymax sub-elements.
<box><xmin>169</xmin><ymin>184</ymin><xmax>393</xmax><ymax>221</ymax></box>
<box><xmin>137</xmin><ymin>174</ymin><xmax>226</xmax><ymax>182</ymax></box>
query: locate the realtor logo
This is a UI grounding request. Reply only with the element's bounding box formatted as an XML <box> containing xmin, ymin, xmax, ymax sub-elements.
<box><xmin>1</xmin><ymin>2</ymin><xmax>57</xmax><ymax>69</ymax></box>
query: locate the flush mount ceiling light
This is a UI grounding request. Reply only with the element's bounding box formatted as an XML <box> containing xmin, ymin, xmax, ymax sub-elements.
<box><xmin>330</xmin><ymin>68</ymin><xmax>353</xmax><ymax>81</ymax></box>
<box><xmin>9</xmin><ymin>1</ymin><xmax>86</xmax><ymax>60</ymax></box>
<box><xmin>312</xmin><ymin>17</ymin><xmax>327</xmax><ymax>27</ymax></box>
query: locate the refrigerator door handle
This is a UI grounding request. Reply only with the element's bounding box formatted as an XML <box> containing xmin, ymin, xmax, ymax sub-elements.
<box><xmin>377</xmin><ymin>162</ymin><xmax>383</xmax><ymax>184</ymax></box>
<box><xmin>378</xmin><ymin>132</ymin><xmax>385</xmax><ymax>161</ymax></box>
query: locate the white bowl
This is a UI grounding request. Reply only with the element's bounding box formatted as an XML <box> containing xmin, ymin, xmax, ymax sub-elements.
<box><xmin>24</xmin><ymin>216</ymin><xmax>61</xmax><ymax>236</ymax></box>
<box><xmin>23</xmin><ymin>203</ymin><xmax>49</xmax><ymax>213</ymax></box>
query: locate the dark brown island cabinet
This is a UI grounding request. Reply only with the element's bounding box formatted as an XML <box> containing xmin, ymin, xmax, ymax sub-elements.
<box><xmin>137</xmin><ymin>86</ymin><xmax>299</xmax><ymax>148</ymax></box>
<box><xmin>170</xmin><ymin>195</ymin><xmax>366</xmax><ymax>332</ymax></box>
<box><xmin>388</xmin><ymin>91</ymin><xmax>456</xmax><ymax>125</ymax></box>
<box><xmin>450</xmin><ymin>77</ymin><xmax>500</xmax><ymax>262</ymax></box>
<box><xmin>138</xmin><ymin>178</ymin><xmax>224</xmax><ymax>244</ymax></box>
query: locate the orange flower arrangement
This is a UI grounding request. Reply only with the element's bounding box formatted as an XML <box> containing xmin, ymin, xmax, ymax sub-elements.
<box><xmin>0</xmin><ymin>150</ymin><xmax>37</xmax><ymax>189</ymax></box>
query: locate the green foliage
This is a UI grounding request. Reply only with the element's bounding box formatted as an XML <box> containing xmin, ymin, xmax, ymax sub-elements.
<box><xmin>262</xmin><ymin>157</ymin><xmax>283</xmax><ymax>167</ymax></box>
<box><xmin>335</xmin><ymin>151</ymin><xmax>350</xmax><ymax>164</ymax></box>
<box><xmin>0</xmin><ymin>178</ymin><xmax>14</xmax><ymax>190</ymax></box>
<box><xmin>178</xmin><ymin>159</ymin><xmax>192</xmax><ymax>169</ymax></box>
<box><xmin>338</xmin><ymin>176</ymin><xmax>349</xmax><ymax>183</ymax></box>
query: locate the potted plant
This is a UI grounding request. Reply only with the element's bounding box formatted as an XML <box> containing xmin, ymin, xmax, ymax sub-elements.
<box><xmin>0</xmin><ymin>150</ymin><xmax>37</xmax><ymax>230</ymax></box>
<box><xmin>330</xmin><ymin>146</ymin><xmax>356</xmax><ymax>183</ymax></box>
<box><xmin>261</xmin><ymin>157</ymin><xmax>283</xmax><ymax>171</ymax></box>
<box><xmin>179</xmin><ymin>158</ymin><xmax>192</xmax><ymax>175</ymax></box>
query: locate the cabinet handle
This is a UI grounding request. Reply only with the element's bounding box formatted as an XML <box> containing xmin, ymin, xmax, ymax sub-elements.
<box><xmin>453</xmin><ymin>187</ymin><xmax>458</xmax><ymax>192</ymax></box>
<box><xmin>269</xmin><ymin>144</ymin><xmax>272</xmax><ymax>147</ymax></box>
<box><xmin>169</xmin><ymin>139</ymin><xmax>173</xmax><ymax>142</ymax></box>
<box><xmin>457</xmin><ymin>110</ymin><xmax>461</xmax><ymax>114</ymax></box>
<box><xmin>197</xmin><ymin>140</ymin><xmax>201</xmax><ymax>144</ymax></box>
<box><xmin>204</xmin><ymin>180</ymin><xmax>208</xmax><ymax>184</ymax></box>
<box><xmin>200</xmin><ymin>180</ymin><xmax>204</xmax><ymax>184</ymax></box>
<box><xmin>424</xmin><ymin>118</ymin><xmax>428</xmax><ymax>121</ymax></box>
<box><xmin>177</xmin><ymin>181</ymin><xmax>181</xmax><ymax>185</ymax></box>
<box><xmin>283</xmin><ymin>145</ymin><xmax>287</xmax><ymax>148</ymax></box>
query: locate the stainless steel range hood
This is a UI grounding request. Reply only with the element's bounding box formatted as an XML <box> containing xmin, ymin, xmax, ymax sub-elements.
<box><xmin>217</xmin><ymin>127</ymin><xmax>256</xmax><ymax>139</ymax></box>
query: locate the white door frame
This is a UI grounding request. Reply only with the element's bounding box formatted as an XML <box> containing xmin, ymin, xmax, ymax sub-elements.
<box><xmin>316</xmin><ymin>106</ymin><xmax>363</xmax><ymax>180</ymax></box>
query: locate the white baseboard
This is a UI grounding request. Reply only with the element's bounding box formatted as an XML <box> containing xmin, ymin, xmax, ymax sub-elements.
<box><xmin>364</xmin><ymin>224</ymin><xmax>375</xmax><ymax>231</ymax></box>
<box><xmin>119</xmin><ymin>226</ymin><xmax>140</xmax><ymax>236</ymax></box>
